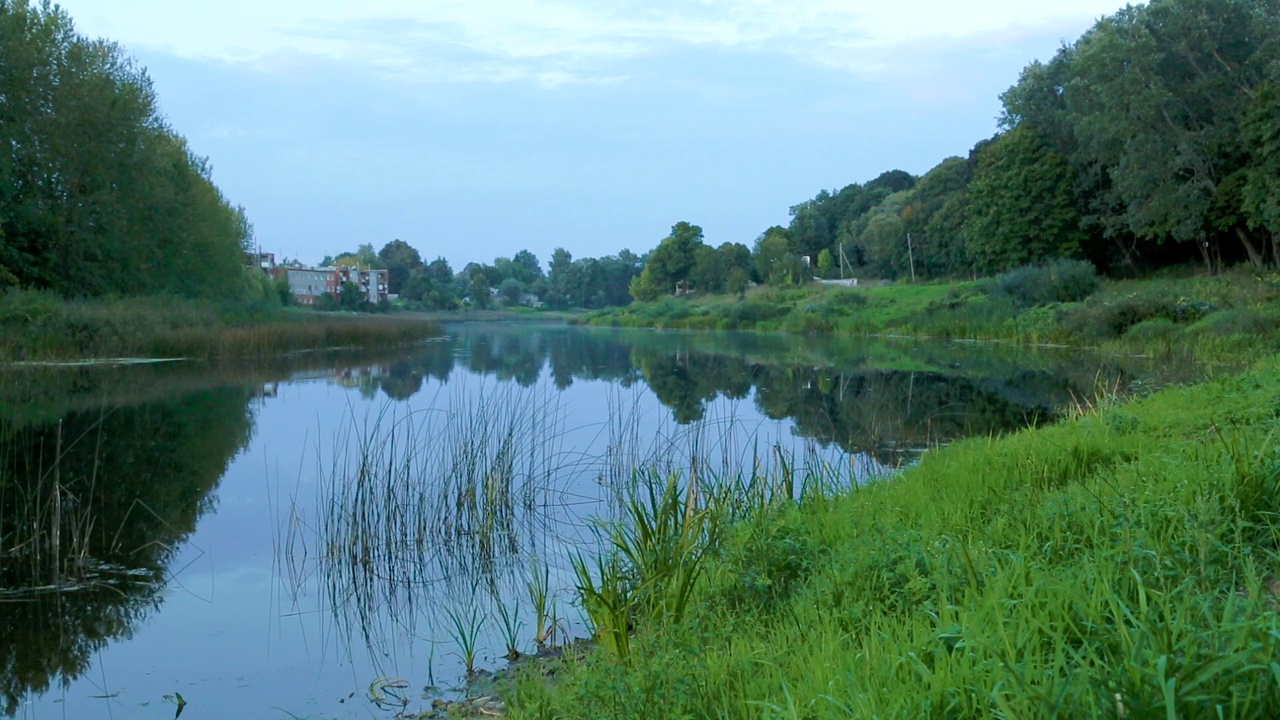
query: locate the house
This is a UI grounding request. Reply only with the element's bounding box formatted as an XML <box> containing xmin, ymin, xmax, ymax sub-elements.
<box><xmin>274</xmin><ymin>267</ymin><xmax>334</xmax><ymax>305</ymax></box>
<box><xmin>333</xmin><ymin>266</ymin><xmax>389</xmax><ymax>303</ymax></box>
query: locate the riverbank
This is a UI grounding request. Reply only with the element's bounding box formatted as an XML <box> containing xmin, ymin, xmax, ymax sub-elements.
<box><xmin>0</xmin><ymin>289</ymin><xmax>442</xmax><ymax>363</ymax></box>
<box><xmin>405</xmin><ymin>307</ymin><xmax>584</xmax><ymax>324</ymax></box>
<box><xmin>506</xmin><ymin>350</ymin><xmax>1280</xmax><ymax>718</ymax></box>
<box><xmin>579</xmin><ymin>266</ymin><xmax>1280</xmax><ymax>362</ymax></box>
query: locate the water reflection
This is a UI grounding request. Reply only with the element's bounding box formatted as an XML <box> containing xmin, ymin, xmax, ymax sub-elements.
<box><xmin>361</xmin><ymin>326</ymin><xmax>1178</xmax><ymax>464</ymax></box>
<box><xmin>0</xmin><ymin>325</ymin><xmax>1197</xmax><ymax>717</ymax></box>
<box><xmin>0</xmin><ymin>389</ymin><xmax>255</xmax><ymax>715</ymax></box>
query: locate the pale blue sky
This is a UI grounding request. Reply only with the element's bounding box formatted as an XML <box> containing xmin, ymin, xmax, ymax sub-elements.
<box><xmin>59</xmin><ymin>1</ymin><xmax>1129</xmax><ymax>268</ymax></box>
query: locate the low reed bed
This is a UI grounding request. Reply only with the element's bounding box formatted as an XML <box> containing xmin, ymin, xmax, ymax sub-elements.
<box><xmin>512</xmin><ymin>355</ymin><xmax>1280</xmax><ymax>718</ymax></box>
<box><xmin>0</xmin><ymin>289</ymin><xmax>440</xmax><ymax>362</ymax></box>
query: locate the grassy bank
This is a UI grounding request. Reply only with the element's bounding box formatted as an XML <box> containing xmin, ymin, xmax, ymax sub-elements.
<box><xmin>509</xmin><ymin>354</ymin><xmax>1280</xmax><ymax>718</ymax></box>
<box><xmin>581</xmin><ymin>266</ymin><xmax>1280</xmax><ymax>361</ymax></box>
<box><xmin>0</xmin><ymin>289</ymin><xmax>442</xmax><ymax>362</ymax></box>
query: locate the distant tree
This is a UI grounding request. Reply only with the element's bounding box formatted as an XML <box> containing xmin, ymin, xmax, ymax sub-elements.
<box><xmin>753</xmin><ymin>227</ymin><xmax>795</xmax><ymax>285</ymax></box>
<box><xmin>727</xmin><ymin>267</ymin><xmax>749</xmax><ymax>300</ymax></box>
<box><xmin>468</xmin><ymin>272</ymin><xmax>491</xmax><ymax>309</ymax></box>
<box><xmin>1241</xmin><ymin>80</ymin><xmax>1280</xmax><ymax>262</ymax></box>
<box><xmin>512</xmin><ymin>249</ymin><xmax>543</xmax><ymax>283</ymax></box>
<box><xmin>645</xmin><ymin>222</ymin><xmax>704</xmax><ymax>293</ymax></box>
<box><xmin>378</xmin><ymin>239</ymin><xmax>423</xmax><ymax>294</ymax></box>
<box><xmin>900</xmin><ymin>156</ymin><xmax>974</xmax><ymax>278</ymax></box>
<box><xmin>629</xmin><ymin>269</ymin><xmax>662</xmax><ymax>302</ymax></box>
<box><xmin>338</xmin><ymin>281</ymin><xmax>364</xmax><ymax>310</ymax></box>
<box><xmin>271</xmin><ymin>274</ymin><xmax>293</xmax><ymax>306</ymax></box>
<box><xmin>333</xmin><ymin>243</ymin><xmax>384</xmax><ymax>269</ymax></box>
<box><xmin>816</xmin><ymin>249</ymin><xmax>836</xmax><ymax>278</ymax></box>
<box><xmin>498</xmin><ymin>277</ymin><xmax>523</xmax><ymax>304</ymax></box>
<box><xmin>547</xmin><ymin>247</ymin><xmax>573</xmax><ymax>308</ymax></box>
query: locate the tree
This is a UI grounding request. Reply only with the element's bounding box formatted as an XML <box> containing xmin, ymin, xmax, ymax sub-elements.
<box><xmin>753</xmin><ymin>227</ymin><xmax>796</xmax><ymax>285</ymax></box>
<box><xmin>727</xmin><ymin>267</ymin><xmax>749</xmax><ymax>300</ymax></box>
<box><xmin>498</xmin><ymin>277</ymin><xmax>524</xmax><ymax>304</ymax></box>
<box><xmin>964</xmin><ymin>126</ymin><xmax>1086</xmax><ymax>273</ymax></box>
<box><xmin>816</xmin><ymin>249</ymin><xmax>835</xmax><ymax>278</ymax></box>
<box><xmin>1241</xmin><ymin>79</ymin><xmax>1280</xmax><ymax>262</ymax></box>
<box><xmin>378</xmin><ymin>239</ymin><xmax>423</xmax><ymax>295</ymax></box>
<box><xmin>0</xmin><ymin>1</ymin><xmax>252</xmax><ymax>299</ymax></box>
<box><xmin>468</xmin><ymin>271</ymin><xmax>491</xmax><ymax>309</ymax></box>
<box><xmin>629</xmin><ymin>269</ymin><xmax>662</xmax><ymax>302</ymax></box>
<box><xmin>644</xmin><ymin>222</ymin><xmax>704</xmax><ymax>294</ymax></box>
<box><xmin>547</xmin><ymin>247</ymin><xmax>573</xmax><ymax>308</ymax></box>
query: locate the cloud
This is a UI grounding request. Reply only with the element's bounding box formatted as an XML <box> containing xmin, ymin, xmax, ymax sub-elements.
<box><xmin>60</xmin><ymin>0</ymin><xmax>1125</xmax><ymax>86</ymax></box>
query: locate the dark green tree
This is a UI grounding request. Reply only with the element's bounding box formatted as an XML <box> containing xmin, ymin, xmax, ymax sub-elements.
<box><xmin>378</xmin><ymin>239</ymin><xmax>423</xmax><ymax>295</ymax></box>
<box><xmin>964</xmin><ymin>126</ymin><xmax>1087</xmax><ymax>273</ymax></box>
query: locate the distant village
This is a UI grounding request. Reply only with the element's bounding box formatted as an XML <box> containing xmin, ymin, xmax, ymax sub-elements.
<box><xmin>247</xmin><ymin>251</ymin><xmax>390</xmax><ymax>305</ymax></box>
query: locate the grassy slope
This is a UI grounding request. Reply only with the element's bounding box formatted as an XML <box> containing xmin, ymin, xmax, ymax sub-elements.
<box><xmin>581</xmin><ymin>269</ymin><xmax>1280</xmax><ymax>362</ymax></box>
<box><xmin>512</xmin><ymin>355</ymin><xmax>1280</xmax><ymax>718</ymax></box>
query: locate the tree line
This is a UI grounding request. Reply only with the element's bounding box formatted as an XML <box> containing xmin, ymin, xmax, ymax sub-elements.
<box><xmin>616</xmin><ymin>0</ymin><xmax>1280</xmax><ymax>301</ymax></box>
<box><xmin>766</xmin><ymin>0</ymin><xmax>1280</xmax><ymax>286</ymax></box>
<box><xmin>315</xmin><ymin>239</ymin><xmax>644</xmax><ymax>311</ymax></box>
<box><xmin>0</xmin><ymin>1</ymin><xmax>255</xmax><ymax>300</ymax></box>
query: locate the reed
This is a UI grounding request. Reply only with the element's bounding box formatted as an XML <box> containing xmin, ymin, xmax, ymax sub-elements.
<box><xmin>526</xmin><ymin>559</ymin><xmax>553</xmax><ymax>647</ymax></box>
<box><xmin>0</xmin><ymin>289</ymin><xmax>441</xmax><ymax>362</ymax></box>
<box><xmin>285</xmin><ymin>381</ymin><xmax>857</xmax><ymax>684</ymax></box>
<box><xmin>443</xmin><ymin>602</ymin><xmax>485</xmax><ymax>676</ymax></box>
<box><xmin>493</xmin><ymin>595</ymin><xmax>524</xmax><ymax>660</ymax></box>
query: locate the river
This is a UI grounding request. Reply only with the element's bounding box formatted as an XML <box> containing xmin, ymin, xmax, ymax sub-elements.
<box><xmin>0</xmin><ymin>323</ymin><xmax>1198</xmax><ymax>719</ymax></box>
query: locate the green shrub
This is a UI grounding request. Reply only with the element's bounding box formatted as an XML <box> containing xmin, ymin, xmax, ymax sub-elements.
<box><xmin>1123</xmin><ymin>317</ymin><xmax>1181</xmax><ymax>345</ymax></box>
<box><xmin>714</xmin><ymin>301</ymin><xmax>786</xmax><ymax>329</ymax></box>
<box><xmin>991</xmin><ymin>260</ymin><xmax>1099</xmax><ymax>307</ymax></box>
<box><xmin>1065</xmin><ymin>291</ymin><xmax>1217</xmax><ymax>340</ymax></box>
<box><xmin>1187</xmin><ymin>308</ymin><xmax>1280</xmax><ymax>337</ymax></box>
<box><xmin>827</xmin><ymin>289</ymin><xmax>867</xmax><ymax>308</ymax></box>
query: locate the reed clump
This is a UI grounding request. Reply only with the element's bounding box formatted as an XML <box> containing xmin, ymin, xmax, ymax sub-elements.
<box><xmin>0</xmin><ymin>289</ymin><xmax>440</xmax><ymax>362</ymax></box>
<box><xmin>510</xmin><ymin>356</ymin><xmax>1280</xmax><ymax>718</ymax></box>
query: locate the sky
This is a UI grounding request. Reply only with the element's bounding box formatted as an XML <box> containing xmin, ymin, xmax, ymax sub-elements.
<box><xmin>57</xmin><ymin>1</ymin><xmax>1133</xmax><ymax>269</ymax></box>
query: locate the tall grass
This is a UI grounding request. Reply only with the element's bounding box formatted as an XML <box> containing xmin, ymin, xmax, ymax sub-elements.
<box><xmin>509</xmin><ymin>356</ymin><xmax>1280</xmax><ymax>718</ymax></box>
<box><xmin>0</xmin><ymin>288</ymin><xmax>441</xmax><ymax>362</ymax></box>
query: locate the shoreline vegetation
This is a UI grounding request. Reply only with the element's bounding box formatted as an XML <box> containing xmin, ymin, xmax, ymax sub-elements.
<box><xmin>498</xmin><ymin>351</ymin><xmax>1280</xmax><ymax>718</ymax></box>
<box><xmin>0</xmin><ymin>289</ymin><xmax>441</xmax><ymax>363</ymax></box>
<box><xmin>579</xmin><ymin>262</ymin><xmax>1280</xmax><ymax>364</ymax></box>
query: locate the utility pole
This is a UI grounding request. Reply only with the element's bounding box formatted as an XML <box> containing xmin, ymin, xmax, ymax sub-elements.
<box><xmin>906</xmin><ymin>233</ymin><xmax>916</xmax><ymax>283</ymax></box>
<box><xmin>838</xmin><ymin>243</ymin><xmax>848</xmax><ymax>280</ymax></box>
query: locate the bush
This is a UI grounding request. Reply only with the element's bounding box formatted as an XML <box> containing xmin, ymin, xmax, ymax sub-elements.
<box><xmin>991</xmin><ymin>260</ymin><xmax>1099</xmax><ymax>307</ymax></box>
<box><xmin>827</xmin><ymin>289</ymin><xmax>867</xmax><ymax>308</ymax></box>
<box><xmin>1064</xmin><ymin>291</ymin><xmax>1218</xmax><ymax>341</ymax></box>
<box><xmin>714</xmin><ymin>301</ymin><xmax>787</xmax><ymax>329</ymax></box>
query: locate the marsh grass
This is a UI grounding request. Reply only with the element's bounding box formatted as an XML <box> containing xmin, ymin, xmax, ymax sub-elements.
<box><xmin>0</xmin><ymin>289</ymin><xmax>440</xmax><ymax>362</ymax></box>
<box><xmin>0</xmin><ymin>419</ymin><xmax>98</xmax><ymax>588</ymax></box>
<box><xmin>285</xmin><ymin>381</ymin><xmax>861</xmax><ymax>685</ymax></box>
<box><xmin>443</xmin><ymin>602</ymin><xmax>485</xmax><ymax>675</ymax></box>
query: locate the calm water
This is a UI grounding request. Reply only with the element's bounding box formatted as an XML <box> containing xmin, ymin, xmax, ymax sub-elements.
<box><xmin>0</xmin><ymin>324</ymin><xmax>1197</xmax><ymax>719</ymax></box>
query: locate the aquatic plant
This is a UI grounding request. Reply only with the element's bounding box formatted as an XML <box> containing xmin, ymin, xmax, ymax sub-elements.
<box><xmin>443</xmin><ymin>603</ymin><xmax>485</xmax><ymax>676</ymax></box>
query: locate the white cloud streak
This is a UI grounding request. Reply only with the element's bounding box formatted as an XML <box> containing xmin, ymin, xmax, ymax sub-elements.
<box><xmin>60</xmin><ymin>0</ymin><xmax>1128</xmax><ymax>85</ymax></box>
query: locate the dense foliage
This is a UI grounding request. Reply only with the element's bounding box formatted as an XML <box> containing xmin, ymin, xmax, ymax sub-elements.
<box><xmin>0</xmin><ymin>1</ymin><xmax>254</xmax><ymax>299</ymax></box>
<box><xmin>607</xmin><ymin>0</ymin><xmax>1280</xmax><ymax>302</ymax></box>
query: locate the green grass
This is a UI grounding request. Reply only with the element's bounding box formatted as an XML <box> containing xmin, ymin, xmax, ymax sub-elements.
<box><xmin>509</xmin><ymin>353</ymin><xmax>1280</xmax><ymax>718</ymax></box>
<box><xmin>0</xmin><ymin>289</ymin><xmax>441</xmax><ymax>362</ymax></box>
<box><xmin>579</xmin><ymin>267</ymin><xmax>1280</xmax><ymax>363</ymax></box>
